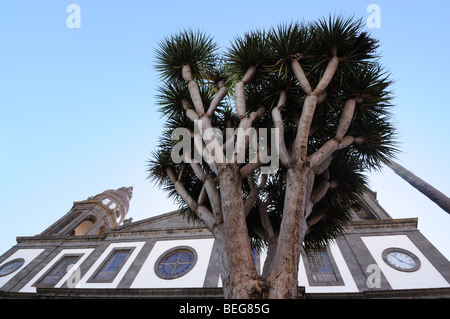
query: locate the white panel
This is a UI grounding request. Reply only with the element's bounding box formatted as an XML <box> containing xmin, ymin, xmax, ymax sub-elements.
<box><xmin>298</xmin><ymin>240</ymin><xmax>359</xmax><ymax>293</ymax></box>
<box><xmin>131</xmin><ymin>238</ymin><xmax>215</xmax><ymax>288</ymax></box>
<box><xmin>0</xmin><ymin>249</ymin><xmax>45</xmax><ymax>289</ymax></box>
<box><xmin>361</xmin><ymin>235</ymin><xmax>450</xmax><ymax>289</ymax></box>
<box><xmin>256</xmin><ymin>241</ymin><xmax>358</xmax><ymax>293</ymax></box>
<box><xmin>76</xmin><ymin>241</ymin><xmax>145</xmax><ymax>289</ymax></box>
<box><xmin>20</xmin><ymin>248</ymin><xmax>94</xmax><ymax>293</ymax></box>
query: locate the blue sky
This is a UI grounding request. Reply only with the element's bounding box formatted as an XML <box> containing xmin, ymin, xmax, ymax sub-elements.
<box><xmin>1</xmin><ymin>0</ymin><xmax>449</xmax><ymax>261</ymax></box>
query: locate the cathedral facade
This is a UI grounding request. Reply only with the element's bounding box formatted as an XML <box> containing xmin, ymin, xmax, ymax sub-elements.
<box><xmin>0</xmin><ymin>186</ymin><xmax>449</xmax><ymax>299</ymax></box>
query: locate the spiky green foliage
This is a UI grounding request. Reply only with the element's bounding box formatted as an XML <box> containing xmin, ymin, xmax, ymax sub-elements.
<box><xmin>155</xmin><ymin>29</ymin><xmax>218</xmax><ymax>81</ymax></box>
<box><xmin>148</xmin><ymin>15</ymin><xmax>397</xmax><ymax>250</ymax></box>
<box><xmin>225</xmin><ymin>30</ymin><xmax>272</xmax><ymax>82</ymax></box>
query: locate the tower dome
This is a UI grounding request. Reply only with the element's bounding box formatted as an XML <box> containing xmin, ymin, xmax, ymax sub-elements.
<box><xmin>93</xmin><ymin>186</ymin><xmax>133</xmax><ymax>224</ymax></box>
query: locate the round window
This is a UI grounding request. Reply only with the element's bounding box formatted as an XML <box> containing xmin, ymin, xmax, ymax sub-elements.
<box><xmin>155</xmin><ymin>247</ymin><xmax>197</xmax><ymax>279</ymax></box>
<box><xmin>0</xmin><ymin>258</ymin><xmax>25</xmax><ymax>277</ymax></box>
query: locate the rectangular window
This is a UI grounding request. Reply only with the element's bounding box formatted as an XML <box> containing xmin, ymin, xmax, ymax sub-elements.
<box><xmin>303</xmin><ymin>248</ymin><xmax>344</xmax><ymax>286</ymax></box>
<box><xmin>90</xmin><ymin>249</ymin><xmax>131</xmax><ymax>283</ymax></box>
<box><xmin>306</xmin><ymin>249</ymin><xmax>338</xmax><ymax>283</ymax></box>
<box><xmin>35</xmin><ymin>255</ymin><xmax>80</xmax><ymax>288</ymax></box>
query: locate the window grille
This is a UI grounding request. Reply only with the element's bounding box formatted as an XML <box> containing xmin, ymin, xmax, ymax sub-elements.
<box><xmin>305</xmin><ymin>249</ymin><xmax>338</xmax><ymax>283</ymax></box>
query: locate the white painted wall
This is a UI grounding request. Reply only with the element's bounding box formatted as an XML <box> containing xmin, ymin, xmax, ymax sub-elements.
<box><xmin>298</xmin><ymin>241</ymin><xmax>359</xmax><ymax>293</ymax></box>
<box><xmin>257</xmin><ymin>241</ymin><xmax>359</xmax><ymax>293</ymax></box>
<box><xmin>76</xmin><ymin>241</ymin><xmax>145</xmax><ymax>289</ymax></box>
<box><xmin>130</xmin><ymin>238</ymin><xmax>215</xmax><ymax>289</ymax></box>
<box><xmin>0</xmin><ymin>249</ymin><xmax>44</xmax><ymax>289</ymax></box>
<box><xmin>9</xmin><ymin>234</ymin><xmax>449</xmax><ymax>294</ymax></box>
<box><xmin>20</xmin><ymin>248</ymin><xmax>94</xmax><ymax>293</ymax></box>
<box><xmin>361</xmin><ymin>235</ymin><xmax>450</xmax><ymax>289</ymax></box>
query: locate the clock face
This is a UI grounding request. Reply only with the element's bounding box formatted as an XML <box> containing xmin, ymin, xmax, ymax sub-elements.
<box><xmin>386</xmin><ymin>252</ymin><xmax>415</xmax><ymax>269</ymax></box>
<box><xmin>382</xmin><ymin>248</ymin><xmax>421</xmax><ymax>272</ymax></box>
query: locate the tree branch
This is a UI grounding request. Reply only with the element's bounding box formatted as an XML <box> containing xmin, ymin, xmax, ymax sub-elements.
<box><xmin>258</xmin><ymin>200</ymin><xmax>275</xmax><ymax>240</ymax></box>
<box><xmin>242</xmin><ymin>65</ymin><xmax>258</xmax><ymax>84</ymax></box>
<box><xmin>292</xmin><ymin>53</ymin><xmax>340</xmax><ymax>166</ymax></box>
<box><xmin>182</xmin><ymin>99</ymin><xmax>200</xmax><ymax>122</ymax></box>
<box><xmin>306</xmin><ymin>209</ymin><xmax>326</xmax><ymax>232</ymax></box>
<box><xmin>234</xmin><ymin>106</ymin><xmax>266</xmax><ymax>165</ymax></box>
<box><xmin>243</xmin><ymin>187</ymin><xmax>260</xmax><ymax>217</ymax></box>
<box><xmin>235</xmin><ymin>66</ymin><xmax>258</xmax><ymax>119</ymax></box>
<box><xmin>184</xmin><ymin>155</ymin><xmax>222</xmax><ymax>223</ymax></box>
<box><xmin>308</xmin><ymin>98</ymin><xmax>358</xmax><ymax>169</ymax></box>
<box><xmin>249</xmin><ymin>106</ymin><xmax>266</xmax><ymax>122</ymax></box>
<box><xmin>313</xmin><ymin>154</ymin><xmax>333</xmax><ymax>175</ymax></box>
<box><xmin>239</xmin><ymin>128</ymin><xmax>272</xmax><ymax>178</ymax></box>
<box><xmin>182</xmin><ymin>64</ymin><xmax>205</xmax><ymax>116</ymax></box>
<box><xmin>312</xmin><ymin>53</ymin><xmax>339</xmax><ymax>96</ymax></box>
<box><xmin>292</xmin><ymin>94</ymin><xmax>318</xmax><ymax>165</ymax></box>
<box><xmin>199</xmin><ymin>116</ymin><xmax>226</xmax><ymax>165</ymax></box>
<box><xmin>206</xmin><ymin>84</ymin><xmax>228</xmax><ymax>118</ymax></box>
<box><xmin>336</xmin><ymin>99</ymin><xmax>356</xmax><ymax>140</ymax></box>
<box><xmin>240</xmin><ymin>159</ymin><xmax>263</xmax><ymax>179</ymax></box>
<box><xmin>184</xmin><ymin>156</ymin><xmax>206</xmax><ymax>182</ymax></box>
<box><xmin>205</xmin><ymin>178</ymin><xmax>223</xmax><ymax>223</ymax></box>
<box><xmin>310</xmin><ymin>181</ymin><xmax>331</xmax><ymax>205</ymax></box>
<box><xmin>271</xmin><ymin>90</ymin><xmax>290</xmax><ymax>166</ymax></box>
<box><xmin>235</xmin><ymin>82</ymin><xmax>246</xmax><ymax>120</ymax></box>
<box><xmin>188</xmin><ymin>128</ymin><xmax>219</xmax><ymax>175</ymax></box>
<box><xmin>166</xmin><ymin>166</ymin><xmax>178</xmax><ymax>184</ymax></box>
<box><xmin>166</xmin><ymin>167</ymin><xmax>216</xmax><ymax>230</ymax></box>
<box><xmin>181</xmin><ymin>65</ymin><xmax>226</xmax><ymax>166</ymax></box>
<box><xmin>310</xmin><ymin>179</ymin><xmax>339</xmax><ymax>206</ymax></box>
<box><xmin>197</xmin><ymin>206</ymin><xmax>217</xmax><ymax>231</ymax></box>
<box><xmin>305</xmin><ymin>180</ymin><xmax>338</xmax><ymax>233</ymax></box>
<box><xmin>386</xmin><ymin>158</ymin><xmax>450</xmax><ymax>215</ymax></box>
<box><xmin>244</xmin><ymin>174</ymin><xmax>267</xmax><ymax>217</ymax></box>
<box><xmin>291</xmin><ymin>58</ymin><xmax>312</xmax><ymax>94</ymax></box>
<box><xmin>177</xmin><ymin>163</ymin><xmax>187</xmax><ymax>181</ymax></box>
<box><xmin>198</xmin><ymin>184</ymin><xmax>207</xmax><ymax>205</ymax></box>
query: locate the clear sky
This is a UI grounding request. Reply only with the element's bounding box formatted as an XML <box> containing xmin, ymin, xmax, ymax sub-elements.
<box><xmin>1</xmin><ymin>0</ymin><xmax>449</xmax><ymax>261</ymax></box>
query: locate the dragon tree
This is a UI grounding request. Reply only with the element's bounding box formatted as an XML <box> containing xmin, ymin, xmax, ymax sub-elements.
<box><xmin>148</xmin><ymin>16</ymin><xmax>397</xmax><ymax>299</ymax></box>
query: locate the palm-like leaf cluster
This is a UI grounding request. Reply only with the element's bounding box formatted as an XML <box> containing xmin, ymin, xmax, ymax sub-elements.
<box><xmin>155</xmin><ymin>29</ymin><xmax>218</xmax><ymax>81</ymax></box>
<box><xmin>148</xmin><ymin>15</ymin><xmax>397</xmax><ymax>250</ymax></box>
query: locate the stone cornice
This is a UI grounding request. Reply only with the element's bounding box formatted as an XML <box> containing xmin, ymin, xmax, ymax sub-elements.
<box><xmin>15</xmin><ymin>218</ymin><xmax>418</xmax><ymax>246</ymax></box>
<box><xmin>345</xmin><ymin>218</ymin><xmax>418</xmax><ymax>232</ymax></box>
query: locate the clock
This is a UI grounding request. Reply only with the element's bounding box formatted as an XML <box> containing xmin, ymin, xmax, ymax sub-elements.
<box><xmin>382</xmin><ymin>248</ymin><xmax>421</xmax><ymax>272</ymax></box>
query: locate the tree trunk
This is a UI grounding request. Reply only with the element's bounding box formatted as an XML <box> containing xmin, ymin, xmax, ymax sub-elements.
<box><xmin>217</xmin><ymin>165</ymin><xmax>266</xmax><ymax>298</ymax></box>
<box><xmin>386</xmin><ymin>159</ymin><xmax>450</xmax><ymax>215</ymax></box>
<box><xmin>265</xmin><ymin>167</ymin><xmax>312</xmax><ymax>298</ymax></box>
<box><xmin>211</xmin><ymin>224</ymin><xmax>233</xmax><ymax>298</ymax></box>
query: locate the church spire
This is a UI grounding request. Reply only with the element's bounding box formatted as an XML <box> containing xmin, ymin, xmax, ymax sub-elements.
<box><xmin>40</xmin><ymin>186</ymin><xmax>134</xmax><ymax>237</ymax></box>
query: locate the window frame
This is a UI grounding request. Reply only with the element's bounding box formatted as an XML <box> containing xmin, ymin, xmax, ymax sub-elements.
<box><xmin>302</xmin><ymin>247</ymin><xmax>345</xmax><ymax>287</ymax></box>
<box><xmin>0</xmin><ymin>258</ymin><xmax>25</xmax><ymax>277</ymax></box>
<box><xmin>33</xmin><ymin>254</ymin><xmax>82</xmax><ymax>288</ymax></box>
<box><xmin>154</xmin><ymin>246</ymin><xmax>198</xmax><ymax>280</ymax></box>
<box><xmin>87</xmin><ymin>247</ymin><xmax>134</xmax><ymax>283</ymax></box>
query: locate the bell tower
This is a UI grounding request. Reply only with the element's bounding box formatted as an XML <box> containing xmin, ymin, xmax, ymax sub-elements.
<box><xmin>40</xmin><ymin>186</ymin><xmax>133</xmax><ymax>237</ymax></box>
